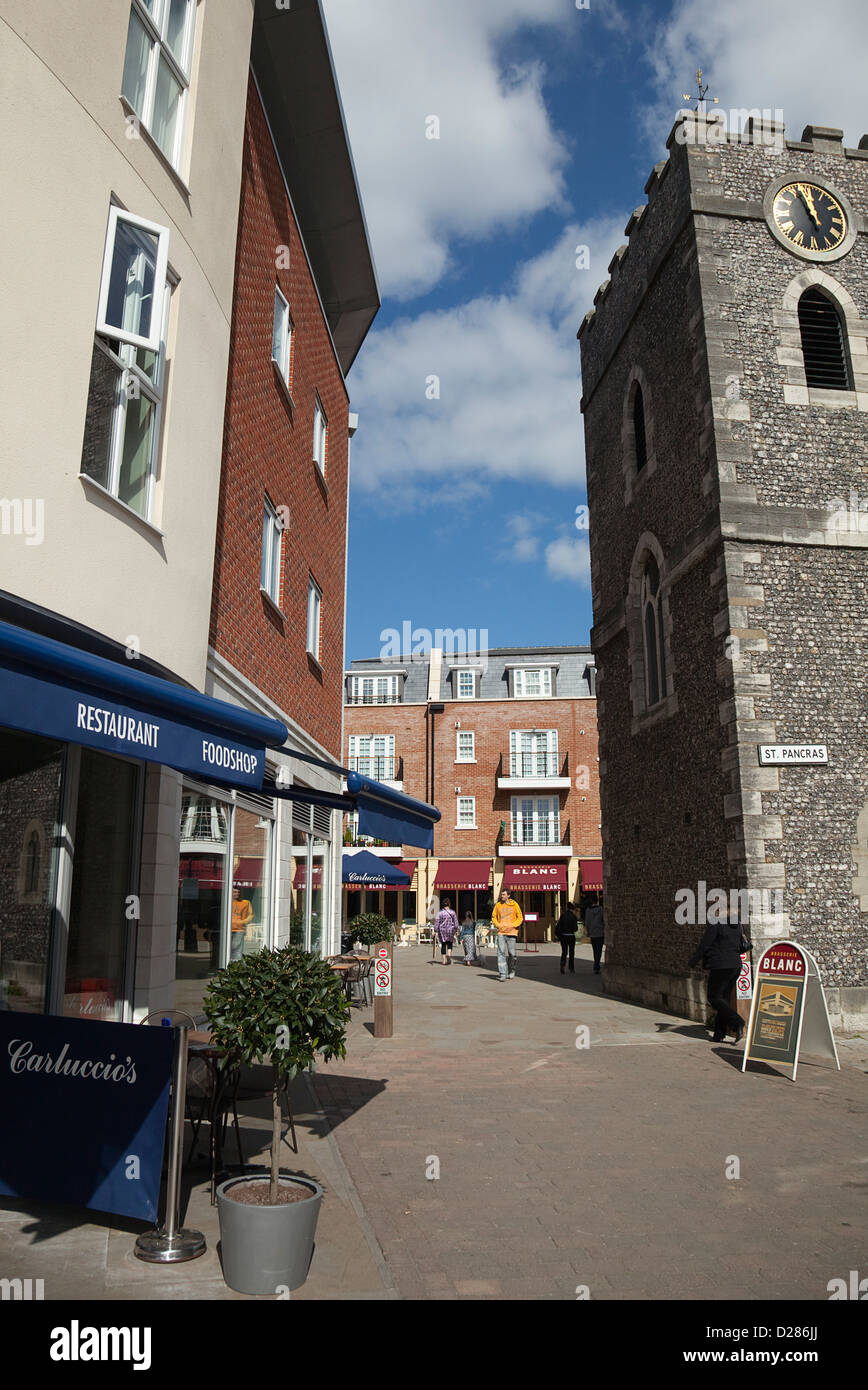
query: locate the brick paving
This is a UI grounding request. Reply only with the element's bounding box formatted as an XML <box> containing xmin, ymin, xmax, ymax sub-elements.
<box><xmin>313</xmin><ymin>942</ymin><xmax>868</xmax><ymax>1301</ymax></box>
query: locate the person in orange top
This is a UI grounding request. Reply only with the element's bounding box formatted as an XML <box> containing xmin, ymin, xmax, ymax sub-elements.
<box><xmin>230</xmin><ymin>885</ymin><xmax>254</xmax><ymax>960</ymax></box>
<box><xmin>492</xmin><ymin>888</ymin><xmax>523</xmax><ymax>980</ymax></box>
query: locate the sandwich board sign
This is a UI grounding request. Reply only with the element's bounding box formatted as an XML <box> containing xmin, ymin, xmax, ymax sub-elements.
<box><xmin>742</xmin><ymin>941</ymin><xmax>839</xmax><ymax>1081</ymax></box>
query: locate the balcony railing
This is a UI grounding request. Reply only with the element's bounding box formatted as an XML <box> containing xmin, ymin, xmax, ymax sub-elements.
<box><xmin>503</xmin><ymin>818</ymin><xmax>567</xmax><ymax>847</ymax></box>
<box><xmin>499</xmin><ymin>750</ymin><xmax>567</xmax><ymax>778</ymax></box>
<box><xmin>346</xmin><ymin>756</ymin><xmax>402</xmax><ymax>781</ymax></box>
<box><xmin>347</xmin><ymin>693</ymin><xmax>400</xmax><ymax>705</ymax></box>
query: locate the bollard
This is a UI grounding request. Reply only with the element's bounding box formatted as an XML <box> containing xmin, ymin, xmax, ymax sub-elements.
<box><xmin>135</xmin><ymin>1022</ymin><xmax>206</xmax><ymax>1263</ymax></box>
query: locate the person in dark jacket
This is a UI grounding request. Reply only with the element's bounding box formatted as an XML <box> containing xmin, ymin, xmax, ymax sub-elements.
<box><xmin>688</xmin><ymin>914</ymin><xmax>751</xmax><ymax>1043</ymax></box>
<box><xmin>555</xmin><ymin>903</ymin><xmax>579</xmax><ymax>974</ymax></box>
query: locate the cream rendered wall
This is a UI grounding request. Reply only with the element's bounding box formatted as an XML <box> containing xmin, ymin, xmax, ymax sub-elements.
<box><xmin>0</xmin><ymin>0</ymin><xmax>254</xmax><ymax>687</ymax></box>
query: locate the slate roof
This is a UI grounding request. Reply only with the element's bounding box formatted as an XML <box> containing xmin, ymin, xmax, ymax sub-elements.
<box><xmin>346</xmin><ymin>646</ymin><xmax>596</xmax><ymax>703</ymax></box>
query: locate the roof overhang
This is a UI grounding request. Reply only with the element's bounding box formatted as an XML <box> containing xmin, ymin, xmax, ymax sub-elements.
<box><xmin>251</xmin><ymin>0</ymin><xmax>380</xmax><ymax>375</ymax></box>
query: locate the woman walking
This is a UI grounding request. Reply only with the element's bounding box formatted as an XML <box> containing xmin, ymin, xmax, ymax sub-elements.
<box><xmin>459</xmin><ymin>910</ymin><xmax>481</xmax><ymax>965</ymax></box>
<box><xmin>434</xmin><ymin>896</ymin><xmax>459</xmax><ymax>964</ymax></box>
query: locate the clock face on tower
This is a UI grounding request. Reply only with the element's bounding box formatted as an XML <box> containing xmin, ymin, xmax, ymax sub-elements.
<box><xmin>770</xmin><ymin>182</ymin><xmax>848</xmax><ymax>255</ymax></box>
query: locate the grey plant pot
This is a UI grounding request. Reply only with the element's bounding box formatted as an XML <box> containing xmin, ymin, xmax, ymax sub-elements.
<box><xmin>216</xmin><ymin>1173</ymin><xmax>323</xmax><ymax>1296</ymax></box>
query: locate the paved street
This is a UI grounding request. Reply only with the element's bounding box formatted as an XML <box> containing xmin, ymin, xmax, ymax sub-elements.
<box><xmin>312</xmin><ymin>941</ymin><xmax>868</xmax><ymax>1301</ymax></box>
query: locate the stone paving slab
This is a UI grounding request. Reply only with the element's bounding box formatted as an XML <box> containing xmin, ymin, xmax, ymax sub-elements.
<box><xmin>312</xmin><ymin>943</ymin><xmax>868</xmax><ymax>1301</ymax></box>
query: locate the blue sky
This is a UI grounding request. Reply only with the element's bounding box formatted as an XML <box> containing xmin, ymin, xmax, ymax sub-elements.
<box><xmin>321</xmin><ymin>0</ymin><xmax>868</xmax><ymax>662</ymax></box>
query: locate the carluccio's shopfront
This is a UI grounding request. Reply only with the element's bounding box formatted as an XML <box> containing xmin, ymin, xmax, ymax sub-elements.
<box><xmin>0</xmin><ymin>619</ymin><xmax>440</xmax><ymax>1023</ymax></box>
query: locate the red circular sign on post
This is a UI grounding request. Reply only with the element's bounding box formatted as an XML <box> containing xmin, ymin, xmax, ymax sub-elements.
<box><xmin>758</xmin><ymin>943</ymin><xmax>805</xmax><ymax>978</ymax></box>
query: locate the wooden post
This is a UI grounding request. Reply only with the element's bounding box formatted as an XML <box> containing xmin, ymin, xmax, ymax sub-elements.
<box><xmin>372</xmin><ymin>940</ymin><xmax>393</xmax><ymax>1038</ymax></box>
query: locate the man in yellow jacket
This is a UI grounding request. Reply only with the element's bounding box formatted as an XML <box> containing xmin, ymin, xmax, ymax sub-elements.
<box><xmin>492</xmin><ymin>888</ymin><xmax>523</xmax><ymax>980</ymax></box>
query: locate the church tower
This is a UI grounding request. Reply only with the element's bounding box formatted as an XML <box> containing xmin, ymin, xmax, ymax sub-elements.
<box><xmin>579</xmin><ymin>110</ymin><xmax>868</xmax><ymax>1028</ymax></box>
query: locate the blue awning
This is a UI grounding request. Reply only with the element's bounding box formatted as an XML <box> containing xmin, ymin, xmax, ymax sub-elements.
<box><xmin>264</xmin><ymin>751</ymin><xmax>440</xmax><ymax>851</ymax></box>
<box><xmin>346</xmin><ymin>771</ymin><xmax>439</xmax><ymax>852</ymax></box>
<box><xmin>0</xmin><ymin>619</ymin><xmax>287</xmax><ymax>788</ymax></box>
<box><xmin>342</xmin><ymin>851</ymin><xmax>412</xmax><ymax>886</ymax></box>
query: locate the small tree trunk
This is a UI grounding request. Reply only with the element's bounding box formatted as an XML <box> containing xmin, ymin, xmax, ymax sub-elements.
<box><xmin>270</xmin><ymin>1063</ymin><xmax>281</xmax><ymax>1204</ymax></box>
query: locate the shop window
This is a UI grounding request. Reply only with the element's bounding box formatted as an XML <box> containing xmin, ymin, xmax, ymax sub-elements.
<box><xmin>0</xmin><ymin>732</ymin><xmax>64</xmax><ymax>1014</ymax></box>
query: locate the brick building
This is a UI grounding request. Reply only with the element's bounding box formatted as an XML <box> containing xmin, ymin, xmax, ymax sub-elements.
<box><xmin>343</xmin><ymin>648</ymin><xmax>602</xmax><ymax>940</ymax></box>
<box><xmin>579</xmin><ymin>111</ymin><xmax>868</xmax><ymax>1029</ymax></box>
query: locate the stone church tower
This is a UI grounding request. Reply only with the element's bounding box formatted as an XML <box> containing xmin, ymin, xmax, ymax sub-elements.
<box><xmin>579</xmin><ymin>111</ymin><xmax>868</xmax><ymax>1029</ymax></box>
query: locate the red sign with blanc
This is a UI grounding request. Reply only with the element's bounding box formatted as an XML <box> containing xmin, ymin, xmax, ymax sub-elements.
<box><xmin>758</xmin><ymin>943</ymin><xmax>805</xmax><ymax>977</ymax></box>
<box><xmin>503</xmin><ymin>863</ymin><xmax>567</xmax><ymax>890</ymax></box>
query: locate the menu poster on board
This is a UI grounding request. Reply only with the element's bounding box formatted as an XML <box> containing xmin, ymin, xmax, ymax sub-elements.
<box><xmin>743</xmin><ymin>941</ymin><xmax>840</xmax><ymax>1081</ymax></box>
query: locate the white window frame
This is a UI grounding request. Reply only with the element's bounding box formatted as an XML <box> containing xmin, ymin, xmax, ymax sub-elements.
<box><xmin>349</xmin><ymin>734</ymin><xmax>395</xmax><ymax>780</ymax></box>
<box><xmin>307</xmin><ymin>576</ymin><xmax>322</xmax><ymax>659</ymax></box>
<box><xmin>456</xmin><ymin>796</ymin><xmax>476</xmax><ymax>829</ymax></box>
<box><xmin>456</xmin><ymin>669</ymin><xmax>476</xmax><ymax>700</ymax></box>
<box><xmin>96</xmin><ymin>207</ymin><xmax>170</xmax><ymax>352</ymax></box>
<box><xmin>272</xmin><ymin>284</ymin><xmax>293</xmax><ymax>386</ymax></box>
<box><xmin>260</xmin><ymin>496</ymin><xmax>283</xmax><ymax>606</ymax></box>
<box><xmin>456</xmin><ymin>730</ymin><xmax>476</xmax><ymax>762</ymax></box>
<box><xmin>513</xmin><ymin>667</ymin><xmax>552</xmax><ymax>699</ymax></box>
<box><xmin>348</xmin><ymin>675</ymin><xmax>400</xmax><ymax>705</ymax></box>
<box><xmin>313</xmin><ymin>395</ymin><xmax>328</xmax><ymax>474</ymax></box>
<box><xmin>122</xmin><ymin>0</ymin><xmax>196</xmax><ymax>172</ymax></box>
<box><xmin>509</xmin><ymin>728</ymin><xmax>558</xmax><ymax>777</ymax></box>
<box><xmin>510</xmin><ymin>796</ymin><xmax>559</xmax><ymax>846</ymax></box>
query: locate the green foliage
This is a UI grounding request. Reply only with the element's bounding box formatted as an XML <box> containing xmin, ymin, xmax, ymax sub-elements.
<box><xmin>204</xmin><ymin>945</ymin><xmax>350</xmax><ymax>1081</ymax></box>
<box><xmin>348</xmin><ymin>913</ymin><xmax>392</xmax><ymax>947</ymax></box>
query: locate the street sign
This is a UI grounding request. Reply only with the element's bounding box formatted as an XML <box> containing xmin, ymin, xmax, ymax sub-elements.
<box><xmin>758</xmin><ymin>745</ymin><xmax>828</xmax><ymax>765</ymax></box>
<box><xmin>373</xmin><ymin>942</ymin><xmax>393</xmax><ymax>1039</ymax></box>
<box><xmin>736</xmin><ymin>952</ymin><xmax>752</xmax><ymax>999</ymax></box>
<box><xmin>742</xmin><ymin>941</ymin><xmax>839</xmax><ymax>1081</ymax></box>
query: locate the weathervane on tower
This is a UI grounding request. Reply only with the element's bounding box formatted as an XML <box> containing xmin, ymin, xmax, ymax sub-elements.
<box><xmin>682</xmin><ymin>68</ymin><xmax>719</xmax><ymax>115</ymax></box>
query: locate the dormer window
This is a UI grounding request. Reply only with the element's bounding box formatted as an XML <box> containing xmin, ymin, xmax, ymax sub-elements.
<box><xmin>347</xmin><ymin>674</ymin><xmax>401</xmax><ymax>705</ymax></box>
<box><xmin>512</xmin><ymin>667</ymin><xmax>552</xmax><ymax>698</ymax></box>
<box><xmin>456</xmin><ymin>669</ymin><xmax>477</xmax><ymax>700</ymax></box>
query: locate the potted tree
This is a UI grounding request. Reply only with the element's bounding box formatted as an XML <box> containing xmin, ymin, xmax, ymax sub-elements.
<box><xmin>348</xmin><ymin>912</ymin><xmax>392</xmax><ymax>949</ymax></box>
<box><xmin>204</xmin><ymin>945</ymin><xmax>350</xmax><ymax>1295</ymax></box>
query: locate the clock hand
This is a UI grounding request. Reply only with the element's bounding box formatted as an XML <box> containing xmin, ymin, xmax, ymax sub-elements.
<box><xmin>797</xmin><ymin>185</ymin><xmax>820</xmax><ymax>227</ymax></box>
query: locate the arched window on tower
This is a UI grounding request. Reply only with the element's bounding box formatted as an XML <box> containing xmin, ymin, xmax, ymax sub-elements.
<box><xmin>633</xmin><ymin>384</ymin><xmax>648</xmax><ymax>472</ymax></box>
<box><xmin>798</xmin><ymin>288</ymin><xmax>851</xmax><ymax>390</ymax></box>
<box><xmin>641</xmin><ymin>556</ymin><xmax>666</xmax><ymax>707</ymax></box>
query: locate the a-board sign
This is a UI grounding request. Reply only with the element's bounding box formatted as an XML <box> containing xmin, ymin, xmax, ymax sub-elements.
<box><xmin>742</xmin><ymin>941</ymin><xmax>839</xmax><ymax>1081</ymax></box>
<box><xmin>0</xmin><ymin>1011</ymin><xmax>173</xmax><ymax>1219</ymax></box>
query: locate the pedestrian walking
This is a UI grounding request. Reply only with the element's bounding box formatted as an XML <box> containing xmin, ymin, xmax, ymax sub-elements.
<box><xmin>434</xmin><ymin>897</ymin><xmax>459</xmax><ymax>964</ymax></box>
<box><xmin>688</xmin><ymin>912</ymin><xmax>751</xmax><ymax>1043</ymax></box>
<box><xmin>584</xmin><ymin>895</ymin><xmax>604</xmax><ymax>973</ymax></box>
<box><xmin>555</xmin><ymin>902</ymin><xmax>579</xmax><ymax>974</ymax></box>
<box><xmin>459</xmin><ymin>910</ymin><xmax>481</xmax><ymax>965</ymax></box>
<box><xmin>492</xmin><ymin>888</ymin><xmax>523</xmax><ymax>980</ymax></box>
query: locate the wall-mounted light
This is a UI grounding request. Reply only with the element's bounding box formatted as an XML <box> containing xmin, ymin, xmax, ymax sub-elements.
<box><xmin>454</xmin><ymin>785</ymin><xmax>461</xmax><ymax>794</ymax></box>
<box><xmin>454</xmin><ymin>720</ymin><xmax>461</xmax><ymax>729</ymax></box>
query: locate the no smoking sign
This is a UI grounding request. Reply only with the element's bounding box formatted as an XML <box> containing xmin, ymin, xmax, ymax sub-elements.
<box><xmin>374</xmin><ymin>947</ymin><xmax>392</xmax><ymax>997</ymax></box>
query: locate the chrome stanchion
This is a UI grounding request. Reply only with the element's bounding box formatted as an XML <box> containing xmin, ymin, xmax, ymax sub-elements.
<box><xmin>135</xmin><ymin>1022</ymin><xmax>206</xmax><ymax>1263</ymax></box>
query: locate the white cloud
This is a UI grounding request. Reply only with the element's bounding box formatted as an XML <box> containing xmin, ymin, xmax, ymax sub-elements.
<box><xmin>322</xmin><ymin>0</ymin><xmax>575</xmax><ymax>299</ymax></box>
<box><xmin>348</xmin><ymin>218</ymin><xmax>626</xmax><ymax>504</ymax></box>
<box><xmin>545</xmin><ymin>534</ymin><xmax>591</xmax><ymax>585</ymax></box>
<box><xmin>644</xmin><ymin>0</ymin><xmax>868</xmax><ymax>152</ymax></box>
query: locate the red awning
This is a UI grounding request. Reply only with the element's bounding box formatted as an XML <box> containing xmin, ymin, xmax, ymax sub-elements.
<box><xmin>434</xmin><ymin>860</ymin><xmax>492</xmax><ymax>890</ymax></box>
<box><xmin>293</xmin><ymin>861</ymin><xmax>324</xmax><ymax>888</ymax></box>
<box><xmin>579</xmin><ymin>859</ymin><xmax>603</xmax><ymax>891</ymax></box>
<box><xmin>382</xmin><ymin>860</ymin><xmax>417</xmax><ymax>891</ymax></box>
<box><xmin>503</xmin><ymin>862</ymin><xmax>567</xmax><ymax>891</ymax></box>
<box><xmin>233</xmin><ymin>857</ymin><xmax>264</xmax><ymax>889</ymax></box>
<box><xmin>179</xmin><ymin>855</ymin><xmax>225</xmax><ymax>890</ymax></box>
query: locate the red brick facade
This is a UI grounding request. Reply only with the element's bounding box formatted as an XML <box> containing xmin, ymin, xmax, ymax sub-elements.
<box><xmin>345</xmin><ymin>695</ymin><xmax>602</xmax><ymax>863</ymax></box>
<box><xmin>210</xmin><ymin>77</ymin><xmax>350</xmax><ymax>758</ymax></box>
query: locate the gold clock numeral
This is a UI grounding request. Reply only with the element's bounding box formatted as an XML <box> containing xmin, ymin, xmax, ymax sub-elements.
<box><xmin>780</xmin><ymin>219</ymin><xmax>794</xmax><ymax>232</ymax></box>
<box><xmin>810</xmin><ymin>237</ymin><xmax>818</xmax><ymax>250</ymax></box>
<box><xmin>793</xmin><ymin>229</ymin><xmax>804</xmax><ymax>246</ymax></box>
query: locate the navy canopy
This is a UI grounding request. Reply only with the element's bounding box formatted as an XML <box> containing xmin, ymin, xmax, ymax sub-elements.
<box><xmin>264</xmin><ymin>751</ymin><xmax>440</xmax><ymax>851</ymax></box>
<box><xmin>0</xmin><ymin>619</ymin><xmax>287</xmax><ymax>788</ymax></box>
<box><xmin>343</xmin><ymin>851</ymin><xmax>412</xmax><ymax>887</ymax></box>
